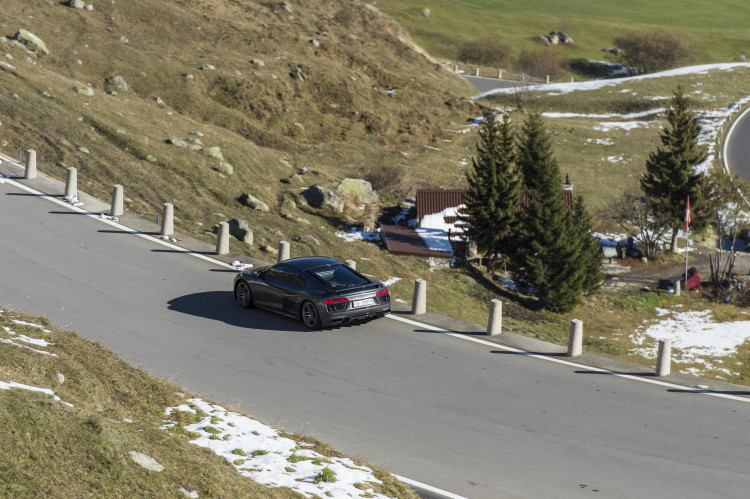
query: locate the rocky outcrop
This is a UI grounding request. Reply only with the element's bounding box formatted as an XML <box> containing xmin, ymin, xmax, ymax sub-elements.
<box><xmin>238</xmin><ymin>193</ymin><xmax>269</xmax><ymax>212</ymax></box>
<box><xmin>335</xmin><ymin>178</ymin><xmax>378</xmax><ymax>204</ymax></box>
<box><xmin>303</xmin><ymin>185</ymin><xmax>344</xmax><ymax>213</ymax></box>
<box><xmin>228</xmin><ymin>218</ymin><xmax>253</xmax><ymax>245</ymax></box>
<box><xmin>13</xmin><ymin>30</ymin><xmax>48</xmax><ymax>55</ymax></box>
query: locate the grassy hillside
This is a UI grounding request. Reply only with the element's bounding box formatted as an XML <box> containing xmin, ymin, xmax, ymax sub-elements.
<box><xmin>0</xmin><ymin>307</ymin><xmax>415</xmax><ymax>497</ymax></box>
<box><xmin>376</xmin><ymin>0</ymin><xmax>750</xmax><ymax>70</ymax></box>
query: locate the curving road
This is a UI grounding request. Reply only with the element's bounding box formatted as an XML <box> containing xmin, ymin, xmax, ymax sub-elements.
<box><xmin>2</xmin><ymin>171</ymin><xmax>750</xmax><ymax>498</ymax></box>
<box><xmin>724</xmin><ymin>106</ymin><xmax>750</xmax><ymax>180</ymax></box>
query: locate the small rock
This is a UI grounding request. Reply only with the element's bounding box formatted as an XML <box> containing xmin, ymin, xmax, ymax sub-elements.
<box><xmin>215</xmin><ymin>162</ymin><xmax>233</xmax><ymax>175</ymax></box>
<box><xmin>250</xmin><ymin>59</ymin><xmax>264</xmax><ymax>66</ymax></box>
<box><xmin>75</xmin><ymin>86</ymin><xmax>93</xmax><ymax>96</ymax></box>
<box><xmin>56</xmin><ymin>373</ymin><xmax>65</xmax><ymax>384</ymax></box>
<box><xmin>167</xmin><ymin>138</ymin><xmax>188</xmax><ymax>148</ymax></box>
<box><xmin>200</xmin><ymin>64</ymin><xmax>215</xmax><ymax>71</ymax></box>
<box><xmin>145</xmin><ymin>155</ymin><xmax>157</xmax><ymax>163</ymax></box>
<box><xmin>261</xmin><ymin>244</ymin><xmax>278</xmax><ymax>255</ymax></box>
<box><xmin>67</xmin><ymin>0</ymin><xmax>85</xmax><ymax>8</ymax></box>
<box><xmin>119</xmin><ymin>35</ymin><xmax>128</xmax><ymax>44</ymax></box>
<box><xmin>295</xmin><ymin>235</ymin><xmax>320</xmax><ymax>246</ymax></box>
<box><xmin>129</xmin><ymin>451</ymin><xmax>164</xmax><ymax>472</ymax></box>
<box><xmin>238</xmin><ymin>193</ymin><xmax>269</xmax><ymax>212</ymax></box>
<box><xmin>201</xmin><ymin>146</ymin><xmax>224</xmax><ymax>161</ymax></box>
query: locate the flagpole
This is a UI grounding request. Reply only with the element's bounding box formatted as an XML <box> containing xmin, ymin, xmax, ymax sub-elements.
<box><xmin>684</xmin><ymin>196</ymin><xmax>690</xmax><ymax>290</ymax></box>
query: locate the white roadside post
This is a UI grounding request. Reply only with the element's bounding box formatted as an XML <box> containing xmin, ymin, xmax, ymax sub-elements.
<box><xmin>25</xmin><ymin>149</ymin><xmax>37</xmax><ymax>179</ymax></box>
<box><xmin>216</xmin><ymin>221</ymin><xmax>229</xmax><ymax>255</ymax></box>
<box><xmin>65</xmin><ymin>167</ymin><xmax>77</xmax><ymax>199</ymax></box>
<box><xmin>567</xmin><ymin>319</ymin><xmax>583</xmax><ymax>357</ymax></box>
<box><xmin>277</xmin><ymin>241</ymin><xmax>290</xmax><ymax>262</ymax></box>
<box><xmin>110</xmin><ymin>184</ymin><xmax>124</xmax><ymax>217</ymax></box>
<box><xmin>487</xmin><ymin>299</ymin><xmax>502</xmax><ymax>335</ymax></box>
<box><xmin>345</xmin><ymin>259</ymin><xmax>357</xmax><ymax>270</ymax></box>
<box><xmin>161</xmin><ymin>203</ymin><xmax>174</xmax><ymax>237</ymax></box>
<box><xmin>656</xmin><ymin>339</ymin><xmax>672</xmax><ymax>376</ymax></box>
<box><xmin>412</xmin><ymin>279</ymin><xmax>426</xmax><ymax>315</ymax></box>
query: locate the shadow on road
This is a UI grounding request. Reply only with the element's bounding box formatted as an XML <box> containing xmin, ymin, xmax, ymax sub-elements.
<box><xmin>667</xmin><ymin>388</ymin><xmax>750</xmax><ymax>396</ymax></box>
<box><xmin>167</xmin><ymin>290</ymin><xmax>310</xmax><ymax>332</ymax></box>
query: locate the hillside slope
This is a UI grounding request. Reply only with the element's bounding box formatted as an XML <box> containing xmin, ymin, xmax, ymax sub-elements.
<box><xmin>1</xmin><ymin>0</ymin><xmax>478</xmax><ymax>236</ymax></box>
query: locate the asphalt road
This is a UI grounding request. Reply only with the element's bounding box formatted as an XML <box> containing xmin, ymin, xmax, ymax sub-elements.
<box><xmin>724</xmin><ymin>106</ymin><xmax>750</xmax><ymax>180</ymax></box>
<box><xmin>462</xmin><ymin>75</ymin><xmax>524</xmax><ymax>94</ymax></box>
<box><xmin>2</xmin><ymin>175</ymin><xmax>750</xmax><ymax>498</ymax></box>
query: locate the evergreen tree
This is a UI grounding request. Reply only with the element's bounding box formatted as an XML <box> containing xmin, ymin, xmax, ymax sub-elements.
<box><xmin>640</xmin><ymin>86</ymin><xmax>710</xmax><ymax>251</ymax></box>
<box><xmin>464</xmin><ymin>112</ymin><xmax>521</xmax><ymax>273</ymax></box>
<box><xmin>511</xmin><ymin>113</ymin><xmax>592</xmax><ymax>312</ymax></box>
<box><xmin>572</xmin><ymin>195</ymin><xmax>603</xmax><ymax>295</ymax></box>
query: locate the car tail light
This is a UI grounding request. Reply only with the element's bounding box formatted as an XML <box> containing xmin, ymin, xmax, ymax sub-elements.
<box><xmin>325</xmin><ymin>297</ymin><xmax>349</xmax><ymax>304</ymax></box>
<box><xmin>325</xmin><ymin>297</ymin><xmax>349</xmax><ymax>312</ymax></box>
<box><xmin>375</xmin><ymin>288</ymin><xmax>390</xmax><ymax>303</ymax></box>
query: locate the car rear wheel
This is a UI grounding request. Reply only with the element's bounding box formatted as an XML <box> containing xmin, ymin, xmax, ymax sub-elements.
<box><xmin>301</xmin><ymin>301</ymin><xmax>321</xmax><ymax>329</ymax></box>
<box><xmin>235</xmin><ymin>281</ymin><xmax>254</xmax><ymax>308</ymax></box>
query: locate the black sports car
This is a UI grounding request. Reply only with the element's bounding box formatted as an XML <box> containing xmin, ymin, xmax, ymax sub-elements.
<box><xmin>233</xmin><ymin>256</ymin><xmax>391</xmax><ymax>328</ymax></box>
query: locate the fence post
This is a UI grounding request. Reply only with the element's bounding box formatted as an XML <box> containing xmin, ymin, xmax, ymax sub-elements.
<box><xmin>567</xmin><ymin>319</ymin><xmax>583</xmax><ymax>357</ymax></box>
<box><xmin>25</xmin><ymin>149</ymin><xmax>37</xmax><ymax>179</ymax></box>
<box><xmin>277</xmin><ymin>241</ymin><xmax>290</xmax><ymax>262</ymax></box>
<box><xmin>412</xmin><ymin>279</ymin><xmax>426</xmax><ymax>315</ymax></box>
<box><xmin>65</xmin><ymin>167</ymin><xmax>77</xmax><ymax>199</ymax></box>
<box><xmin>345</xmin><ymin>259</ymin><xmax>357</xmax><ymax>270</ymax></box>
<box><xmin>216</xmin><ymin>221</ymin><xmax>229</xmax><ymax>255</ymax></box>
<box><xmin>110</xmin><ymin>184</ymin><xmax>124</xmax><ymax>216</ymax></box>
<box><xmin>161</xmin><ymin>203</ymin><xmax>174</xmax><ymax>236</ymax></box>
<box><xmin>487</xmin><ymin>299</ymin><xmax>502</xmax><ymax>335</ymax></box>
<box><xmin>656</xmin><ymin>339</ymin><xmax>672</xmax><ymax>376</ymax></box>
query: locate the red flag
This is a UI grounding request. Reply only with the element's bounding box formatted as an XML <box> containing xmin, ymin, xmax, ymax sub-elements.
<box><xmin>684</xmin><ymin>197</ymin><xmax>691</xmax><ymax>230</ymax></box>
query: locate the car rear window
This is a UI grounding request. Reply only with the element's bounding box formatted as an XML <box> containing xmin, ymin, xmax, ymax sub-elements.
<box><xmin>309</xmin><ymin>264</ymin><xmax>369</xmax><ymax>289</ymax></box>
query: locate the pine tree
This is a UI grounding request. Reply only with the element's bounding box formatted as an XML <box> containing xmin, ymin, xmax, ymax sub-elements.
<box><xmin>464</xmin><ymin>112</ymin><xmax>521</xmax><ymax>273</ymax></box>
<box><xmin>572</xmin><ymin>195</ymin><xmax>603</xmax><ymax>295</ymax></box>
<box><xmin>640</xmin><ymin>86</ymin><xmax>710</xmax><ymax>251</ymax></box>
<box><xmin>512</xmin><ymin>113</ymin><xmax>591</xmax><ymax>312</ymax></box>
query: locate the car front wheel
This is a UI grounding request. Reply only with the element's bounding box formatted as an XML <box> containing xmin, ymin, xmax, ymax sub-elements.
<box><xmin>235</xmin><ymin>281</ymin><xmax>254</xmax><ymax>308</ymax></box>
<box><xmin>301</xmin><ymin>301</ymin><xmax>321</xmax><ymax>329</ymax></box>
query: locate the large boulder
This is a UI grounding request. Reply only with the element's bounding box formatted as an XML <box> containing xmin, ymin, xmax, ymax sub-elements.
<box><xmin>14</xmin><ymin>30</ymin><xmax>48</xmax><ymax>55</ymax></box>
<box><xmin>238</xmin><ymin>193</ymin><xmax>269</xmax><ymax>212</ymax></box>
<box><xmin>335</xmin><ymin>178</ymin><xmax>378</xmax><ymax>204</ymax></box>
<box><xmin>228</xmin><ymin>218</ymin><xmax>253</xmax><ymax>245</ymax></box>
<box><xmin>303</xmin><ymin>185</ymin><xmax>344</xmax><ymax>213</ymax></box>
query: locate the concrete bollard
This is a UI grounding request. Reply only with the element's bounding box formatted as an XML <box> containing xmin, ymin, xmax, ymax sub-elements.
<box><xmin>546</xmin><ymin>74</ymin><xmax>550</xmax><ymax>84</ymax></box>
<box><xmin>65</xmin><ymin>167</ymin><xmax>77</xmax><ymax>199</ymax></box>
<box><xmin>487</xmin><ymin>299</ymin><xmax>502</xmax><ymax>336</ymax></box>
<box><xmin>498</xmin><ymin>69</ymin><xmax>502</xmax><ymax>79</ymax></box>
<box><xmin>110</xmin><ymin>184</ymin><xmax>124</xmax><ymax>217</ymax></box>
<box><xmin>161</xmin><ymin>203</ymin><xmax>174</xmax><ymax>236</ymax></box>
<box><xmin>454</xmin><ymin>64</ymin><xmax>458</xmax><ymax>73</ymax></box>
<box><xmin>345</xmin><ymin>259</ymin><xmax>357</xmax><ymax>270</ymax></box>
<box><xmin>277</xmin><ymin>240</ymin><xmax>290</xmax><ymax>262</ymax></box>
<box><xmin>216</xmin><ymin>221</ymin><xmax>229</xmax><ymax>255</ymax></box>
<box><xmin>656</xmin><ymin>339</ymin><xmax>672</xmax><ymax>376</ymax></box>
<box><xmin>475</xmin><ymin>67</ymin><xmax>479</xmax><ymax>76</ymax></box>
<box><xmin>567</xmin><ymin>319</ymin><xmax>583</xmax><ymax>357</ymax></box>
<box><xmin>674</xmin><ymin>280</ymin><xmax>681</xmax><ymax>296</ymax></box>
<box><xmin>412</xmin><ymin>279</ymin><xmax>426</xmax><ymax>315</ymax></box>
<box><xmin>25</xmin><ymin>149</ymin><xmax>37</xmax><ymax>179</ymax></box>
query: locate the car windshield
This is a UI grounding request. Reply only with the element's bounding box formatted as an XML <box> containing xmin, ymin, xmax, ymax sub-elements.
<box><xmin>309</xmin><ymin>264</ymin><xmax>369</xmax><ymax>290</ymax></box>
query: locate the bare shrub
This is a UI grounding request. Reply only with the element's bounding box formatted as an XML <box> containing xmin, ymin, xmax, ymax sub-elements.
<box><xmin>360</xmin><ymin>164</ymin><xmax>404</xmax><ymax>194</ymax></box>
<box><xmin>613</xmin><ymin>31</ymin><xmax>696</xmax><ymax>74</ymax></box>
<box><xmin>457</xmin><ymin>39</ymin><xmax>511</xmax><ymax>67</ymax></box>
<box><xmin>515</xmin><ymin>48</ymin><xmax>566</xmax><ymax>80</ymax></box>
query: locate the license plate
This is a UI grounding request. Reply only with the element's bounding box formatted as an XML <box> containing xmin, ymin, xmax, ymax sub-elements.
<box><xmin>351</xmin><ymin>298</ymin><xmax>375</xmax><ymax>308</ymax></box>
